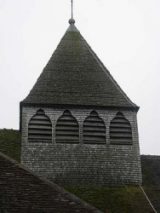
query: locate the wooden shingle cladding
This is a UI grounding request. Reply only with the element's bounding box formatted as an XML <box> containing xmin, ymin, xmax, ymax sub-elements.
<box><xmin>83</xmin><ymin>111</ymin><xmax>106</xmax><ymax>144</ymax></box>
<box><xmin>110</xmin><ymin>112</ymin><xmax>132</xmax><ymax>145</ymax></box>
<box><xmin>22</xmin><ymin>107</ymin><xmax>142</xmax><ymax>185</ymax></box>
<box><xmin>28</xmin><ymin>109</ymin><xmax>52</xmax><ymax>143</ymax></box>
<box><xmin>56</xmin><ymin>110</ymin><xmax>79</xmax><ymax>143</ymax></box>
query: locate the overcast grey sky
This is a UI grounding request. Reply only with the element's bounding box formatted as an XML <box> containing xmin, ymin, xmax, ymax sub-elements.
<box><xmin>0</xmin><ymin>0</ymin><xmax>160</xmax><ymax>155</ymax></box>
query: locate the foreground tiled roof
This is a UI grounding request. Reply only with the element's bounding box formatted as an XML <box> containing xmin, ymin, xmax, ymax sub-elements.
<box><xmin>21</xmin><ymin>22</ymin><xmax>138</xmax><ymax>110</ymax></box>
<box><xmin>141</xmin><ymin>155</ymin><xmax>160</xmax><ymax>211</ymax></box>
<box><xmin>0</xmin><ymin>152</ymin><xmax>101</xmax><ymax>213</ymax></box>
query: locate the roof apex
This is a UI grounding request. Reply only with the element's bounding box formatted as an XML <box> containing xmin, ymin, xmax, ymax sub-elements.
<box><xmin>67</xmin><ymin>21</ymin><xmax>79</xmax><ymax>32</ymax></box>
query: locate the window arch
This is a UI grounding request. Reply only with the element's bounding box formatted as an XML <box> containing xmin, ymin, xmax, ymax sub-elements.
<box><xmin>28</xmin><ymin>109</ymin><xmax>52</xmax><ymax>143</ymax></box>
<box><xmin>56</xmin><ymin>110</ymin><xmax>79</xmax><ymax>143</ymax></box>
<box><xmin>110</xmin><ymin>112</ymin><xmax>132</xmax><ymax>145</ymax></box>
<box><xmin>83</xmin><ymin>111</ymin><xmax>106</xmax><ymax>144</ymax></box>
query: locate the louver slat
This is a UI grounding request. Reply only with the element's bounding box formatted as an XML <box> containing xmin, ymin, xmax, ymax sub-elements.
<box><xmin>56</xmin><ymin>110</ymin><xmax>79</xmax><ymax>143</ymax></box>
<box><xmin>28</xmin><ymin>109</ymin><xmax>52</xmax><ymax>143</ymax></box>
<box><xmin>85</xmin><ymin>118</ymin><xmax>103</xmax><ymax>122</ymax></box>
<box><xmin>110</xmin><ymin>139</ymin><xmax>132</xmax><ymax>145</ymax></box>
<box><xmin>83</xmin><ymin>111</ymin><xmax>106</xmax><ymax>144</ymax></box>
<box><xmin>84</xmin><ymin>122</ymin><xmax>105</xmax><ymax>127</ymax></box>
<box><xmin>84</xmin><ymin>127</ymin><xmax>105</xmax><ymax>132</ymax></box>
<box><xmin>111</xmin><ymin>119</ymin><xmax>129</xmax><ymax>124</ymax></box>
<box><xmin>56</xmin><ymin>126</ymin><xmax>78</xmax><ymax>131</ymax></box>
<box><xmin>84</xmin><ymin>137</ymin><xmax>105</xmax><ymax>141</ymax></box>
<box><xmin>30</xmin><ymin>115</ymin><xmax>50</xmax><ymax>120</ymax></box>
<box><xmin>56</xmin><ymin>131</ymin><xmax>79</xmax><ymax>136</ymax></box>
<box><xmin>59</xmin><ymin>116</ymin><xmax>75</xmax><ymax>121</ymax></box>
<box><xmin>56</xmin><ymin>137</ymin><xmax>78</xmax><ymax>140</ymax></box>
<box><xmin>110</xmin><ymin>133</ymin><xmax>132</xmax><ymax>138</ymax></box>
<box><xmin>110</xmin><ymin>112</ymin><xmax>132</xmax><ymax>145</ymax></box>
<box><xmin>29</xmin><ymin>120</ymin><xmax>52</xmax><ymax>125</ymax></box>
<box><xmin>84</xmin><ymin>132</ymin><xmax>106</xmax><ymax>137</ymax></box>
<box><xmin>110</xmin><ymin>123</ymin><xmax>131</xmax><ymax>128</ymax></box>
<box><xmin>28</xmin><ymin>136</ymin><xmax>52</xmax><ymax>140</ymax></box>
<box><xmin>56</xmin><ymin>121</ymin><xmax>78</xmax><ymax>126</ymax></box>
<box><xmin>28</xmin><ymin>130</ymin><xmax>52</xmax><ymax>135</ymax></box>
<box><xmin>28</xmin><ymin>125</ymin><xmax>52</xmax><ymax>130</ymax></box>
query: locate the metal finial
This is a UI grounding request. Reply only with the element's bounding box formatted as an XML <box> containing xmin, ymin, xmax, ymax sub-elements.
<box><xmin>71</xmin><ymin>0</ymin><xmax>73</xmax><ymax>19</ymax></box>
<box><xmin>69</xmin><ymin>0</ymin><xmax>75</xmax><ymax>24</ymax></box>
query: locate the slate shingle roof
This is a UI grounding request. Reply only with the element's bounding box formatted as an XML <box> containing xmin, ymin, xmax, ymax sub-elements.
<box><xmin>0</xmin><ymin>152</ymin><xmax>101</xmax><ymax>213</ymax></box>
<box><xmin>21</xmin><ymin>22</ymin><xmax>138</xmax><ymax>110</ymax></box>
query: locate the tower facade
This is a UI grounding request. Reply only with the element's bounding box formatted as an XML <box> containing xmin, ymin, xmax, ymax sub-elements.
<box><xmin>20</xmin><ymin>19</ymin><xmax>142</xmax><ymax>185</ymax></box>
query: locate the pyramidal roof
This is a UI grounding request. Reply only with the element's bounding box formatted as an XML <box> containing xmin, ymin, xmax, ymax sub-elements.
<box><xmin>21</xmin><ymin>20</ymin><xmax>138</xmax><ymax>111</ymax></box>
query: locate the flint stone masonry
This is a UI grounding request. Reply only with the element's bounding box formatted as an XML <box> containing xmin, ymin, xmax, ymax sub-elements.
<box><xmin>21</xmin><ymin>106</ymin><xmax>142</xmax><ymax>185</ymax></box>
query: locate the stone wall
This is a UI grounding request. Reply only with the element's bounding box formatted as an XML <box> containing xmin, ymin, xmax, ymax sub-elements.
<box><xmin>21</xmin><ymin>106</ymin><xmax>142</xmax><ymax>185</ymax></box>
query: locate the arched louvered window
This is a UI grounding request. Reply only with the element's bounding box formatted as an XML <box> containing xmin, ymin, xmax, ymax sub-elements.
<box><xmin>28</xmin><ymin>109</ymin><xmax>52</xmax><ymax>143</ymax></box>
<box><xmin>56</xmin><ymin>110</ymin><xmax>79</xmax><ymax>143</ymax></box>
<box><xmin>83</xmin><ymin>111</ymin><xmax>106</xmax><ymax>144</ymax></box>
<box><xmin>110</xmin><ymin>112</ymin><xmax>132</xmax><ymax>145</ymax></box>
